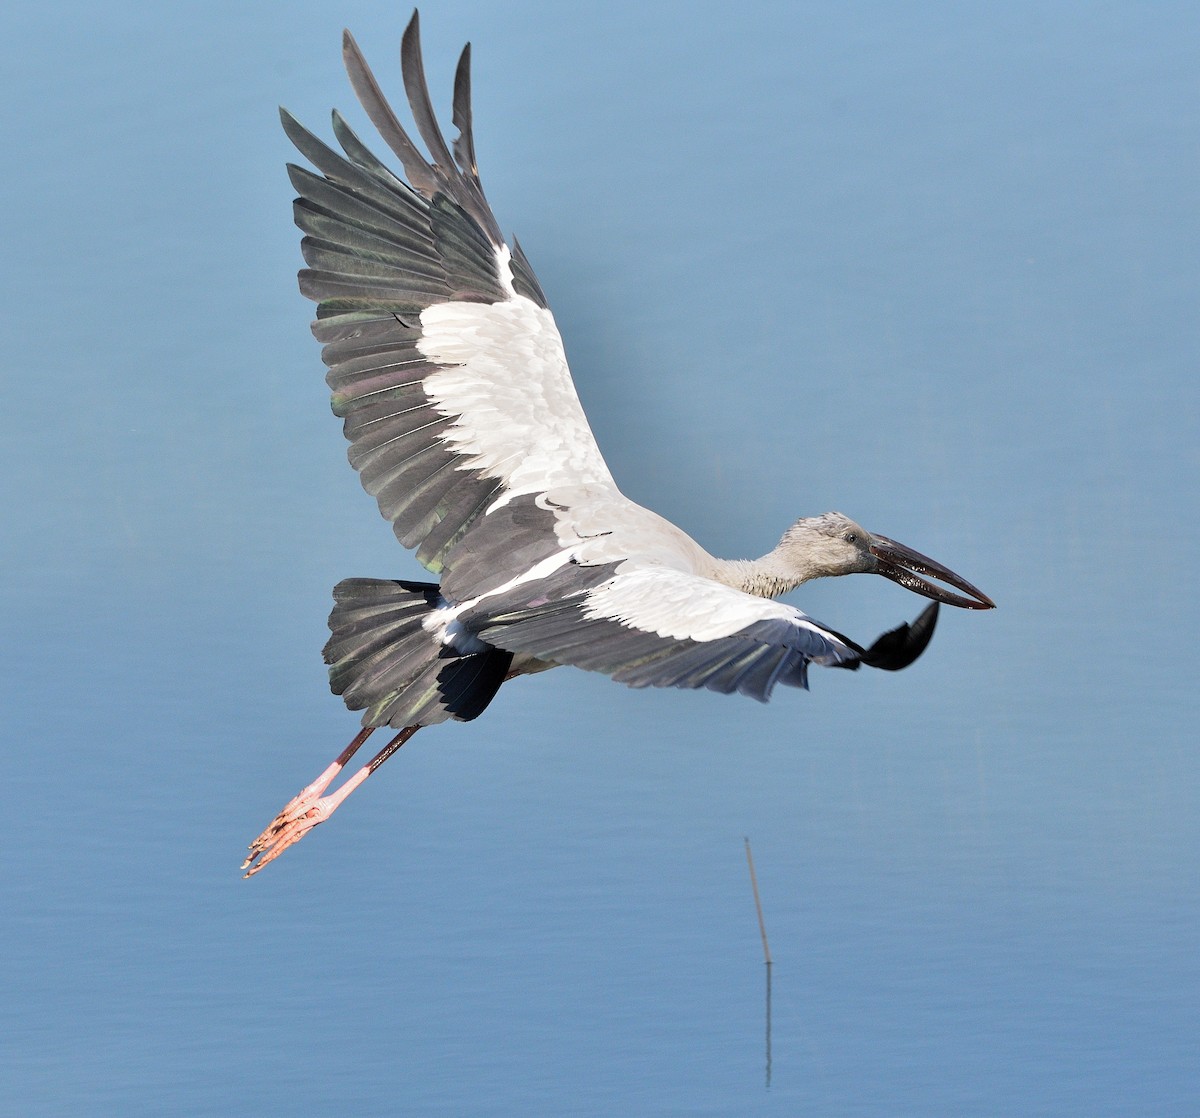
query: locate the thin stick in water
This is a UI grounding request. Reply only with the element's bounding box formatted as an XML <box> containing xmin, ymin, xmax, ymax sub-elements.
<box><xmin>744</xmin><ymin>836</ymin><xmax>772</xmax><ymax>966</ymax></box>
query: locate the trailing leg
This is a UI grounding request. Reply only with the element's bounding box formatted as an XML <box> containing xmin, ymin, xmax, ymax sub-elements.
<box><xmin>243</xmin><ymin>577</ymin><xmax>514</xmax><ymax>877</ymax></box>
<box><xmin>242</xmin><ymin>725</ymin><xmax>419</xmax><ymax>876</ymax></box>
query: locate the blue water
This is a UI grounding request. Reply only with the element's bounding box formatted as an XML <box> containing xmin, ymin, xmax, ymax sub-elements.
<box><xmin>3</xmin><ymin>2</ymin><xmax>1197</xmax><ymax>1114</ymax></box>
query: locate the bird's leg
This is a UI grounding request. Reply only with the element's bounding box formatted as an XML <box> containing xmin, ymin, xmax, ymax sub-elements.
<box><xmin>242</xmin><ymin>725</ymin><xmax>376</xmax><ymax>874</ymax></box>
<box><xmin>242</xmin><ymin>725</ymin><xmax>419</xmax><ymax>877</ymax></box>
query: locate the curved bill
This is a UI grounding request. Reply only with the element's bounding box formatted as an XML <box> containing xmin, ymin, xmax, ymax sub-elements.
<box><xmin>869</xmin><ymin>535</ymin><xmax>995</xmax><ymax>610</ymax></box>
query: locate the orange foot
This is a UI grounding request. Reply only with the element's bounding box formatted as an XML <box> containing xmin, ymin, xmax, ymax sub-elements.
<box><xmin>242</xmin><ymin>780</ymin><xmax>348</xmax><ymax>876</ymax></box>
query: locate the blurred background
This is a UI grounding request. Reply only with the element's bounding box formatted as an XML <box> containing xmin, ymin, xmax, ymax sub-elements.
<box><xmin>2</xmin><ymin>2</ymin><xmax>1197</xmax><ymax>1114</ymax></box>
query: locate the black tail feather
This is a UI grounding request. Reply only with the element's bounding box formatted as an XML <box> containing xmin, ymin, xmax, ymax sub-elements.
<box><xmin>325</xmin><ymin>578</ymin><xmax>512</xmax><ymax>727</ymax></box>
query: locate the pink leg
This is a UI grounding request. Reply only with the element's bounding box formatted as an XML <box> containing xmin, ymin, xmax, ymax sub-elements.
<box><xmin>242</xmin><ymin>725</ymin><xmax>419</xmax><ymax>877</ymax></box>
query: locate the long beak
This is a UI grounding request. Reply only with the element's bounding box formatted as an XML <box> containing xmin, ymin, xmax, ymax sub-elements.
<box><xmin>869</xmin><ymin>535</ymin><xmax>995</xmax><ymax>610</ymax></box>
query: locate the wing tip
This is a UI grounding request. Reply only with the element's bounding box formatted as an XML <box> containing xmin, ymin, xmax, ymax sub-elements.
<box><xmin>861</xmin><ymin>602</ymin><xmax>940</xmax><ymax>671</ymax></box>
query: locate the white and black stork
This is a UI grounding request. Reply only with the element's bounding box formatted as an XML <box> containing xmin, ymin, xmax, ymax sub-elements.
<box><xmin>244</xmin><ymin>12</ymin><xmax>993</xmax><ymax>876</ymax></box>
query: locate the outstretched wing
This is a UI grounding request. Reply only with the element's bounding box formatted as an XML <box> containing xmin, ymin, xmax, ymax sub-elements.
<box><xmin>285</xmin><ymin>12</ymin><xmax>618</xmax><ymax>581</ymax></box>
<box><xmin>451</xmin><ymin>562</ymin><xmax>939</xmax><ymax>702</ymax></box>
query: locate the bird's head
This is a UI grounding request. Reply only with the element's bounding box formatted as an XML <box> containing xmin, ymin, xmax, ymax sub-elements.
<box><xmin>780</xmin><ymin>512</ymin><xmax>994</xmax><ymax>609</ymax></box>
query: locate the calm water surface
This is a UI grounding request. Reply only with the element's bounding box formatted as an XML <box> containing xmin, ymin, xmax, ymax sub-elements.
<box><xmin>3</xmin><ymin>2</ymin><xmax>1197</xmax><ymax>1114</ymax></box>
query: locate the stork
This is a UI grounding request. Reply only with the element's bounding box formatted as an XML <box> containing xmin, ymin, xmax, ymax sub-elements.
<box><xmin>243</xmin><ymin>12</ymin><xmax>993</xmax><ymax>877</ymax></box>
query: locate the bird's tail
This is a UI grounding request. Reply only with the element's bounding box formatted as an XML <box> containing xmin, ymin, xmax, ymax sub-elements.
<box><xmin>324</xmin><ymin>578</ymin><xmax>512</xmax><ymax>728</ymax></box>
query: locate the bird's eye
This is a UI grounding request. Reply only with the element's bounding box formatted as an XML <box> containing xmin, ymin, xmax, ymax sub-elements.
<box><xmin>845</xmin><ymin>532</ymin><xmax>858</xmax><ymax>543</ymax></box>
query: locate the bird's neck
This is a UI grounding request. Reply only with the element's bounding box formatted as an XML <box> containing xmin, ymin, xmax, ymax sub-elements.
<box><xmin>710</xmin><ymin>550</ymin><xmax>813</xmax><ymax>600</ymax></box>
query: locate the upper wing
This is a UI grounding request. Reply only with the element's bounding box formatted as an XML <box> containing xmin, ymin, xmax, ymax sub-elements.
<box><xmin>285</xmin><ymin>13</ymin><xmax>618</xmax><ymax>577</ymax></box>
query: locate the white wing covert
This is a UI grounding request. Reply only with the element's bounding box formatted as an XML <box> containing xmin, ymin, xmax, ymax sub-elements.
<box><xmin>459</xmin><ymin>563</ymin><xmax>864</xmax><ymax>701</ymax></box>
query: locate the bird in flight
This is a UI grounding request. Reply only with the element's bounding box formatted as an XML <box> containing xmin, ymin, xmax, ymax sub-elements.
<box><xmin>243</xmin><ymin>11</ymin><xmax>993</xmax><ymax>876</ymax></box>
